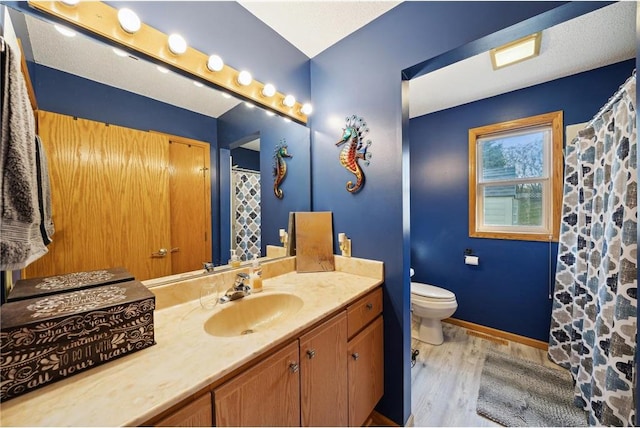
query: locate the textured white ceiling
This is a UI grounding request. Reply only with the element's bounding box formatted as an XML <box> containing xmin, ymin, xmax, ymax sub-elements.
<box><xmin>409</xmin><ymin>1</ymin><xmax>636</xmax><ymax>118</ymax></box>
<box><xmin>239</xmin><ymin>1</ymin><xmax>400</xmax><ymax>58</ymax></box>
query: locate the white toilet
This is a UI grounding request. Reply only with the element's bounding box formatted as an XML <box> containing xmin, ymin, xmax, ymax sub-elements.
<box><xmin>410</xmin><ymin>270</ymin><xmax>457</xmax><ymax>345</ymax></box>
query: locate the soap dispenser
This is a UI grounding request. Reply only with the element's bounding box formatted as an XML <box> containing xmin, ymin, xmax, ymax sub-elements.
<box><xmin>229</xmin><ymin>249</ymin><xmax>241</xmax><ymax>268</ymax></box>
<box><xmin>250</xmin><ymin>253</ymin><xmax>263</xmax><ymax>293</ymax></box>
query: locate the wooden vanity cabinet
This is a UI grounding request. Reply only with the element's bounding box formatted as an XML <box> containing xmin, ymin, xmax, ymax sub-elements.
<box><xmin>155</xmin><ymin>393</ymin><xmax>212</xmax><ymax>427</ymax></box>
<box><xmin>347</xmin><ymin>316</ymin><xmax>384</xmax><ymax>427</ymax></box>
<box><xmin>157</xmin><ymin>287</ymin><xmax>383</xmax><ymax>428</ymax></box>
<box><xmin>299</xmin><ymin>312</ymin><xmax>348</xmax><ymax>427</ymax></box>
<box><xmin>346</xmin><ymin>287</ymin><xmax>384</xmax><ymax>427</ymax></box>
<box><xmin>214</xmin><ymin>341</ymin><xmax>301</xmax><ymax>427</ymax></box>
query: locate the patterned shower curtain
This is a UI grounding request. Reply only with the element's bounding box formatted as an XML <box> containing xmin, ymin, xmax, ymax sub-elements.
<box><xmin>232</xmin><ymin>168</ymin><xmax>261</xmax><ymax>261</ymax></box>
<box><xmin>548</xmin><ymin>73</ymin><xmax>637</xmax><ymax>426</ymax></box>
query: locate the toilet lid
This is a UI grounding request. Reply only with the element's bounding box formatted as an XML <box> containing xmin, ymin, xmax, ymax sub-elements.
<box><xmin>411</xmin><ymin>282</ymin><xmax>455</xmax><ymax>300</ymax></box>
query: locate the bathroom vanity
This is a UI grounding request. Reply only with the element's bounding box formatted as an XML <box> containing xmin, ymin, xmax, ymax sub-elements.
<box><xmin>0</xmin><ymin>256</ymin><xmax>384</xmax><ymax>427</ymax></box>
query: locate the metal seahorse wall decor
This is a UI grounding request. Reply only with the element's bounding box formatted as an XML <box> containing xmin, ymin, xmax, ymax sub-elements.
<box><xmin>336</xmin><ymin>115</ymin><xmax>372</xmax><ymax>193</ymax></box>
<box><xmin>273</xmin><ymin>140</ymin><xmax>293</xmax><ymax>199</ymax></box>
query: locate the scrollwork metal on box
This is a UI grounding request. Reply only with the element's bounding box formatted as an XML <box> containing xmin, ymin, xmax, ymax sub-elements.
<box><xmin>336</xmin><ymin>115</ymin><xmax>372</xmax><ymax>193</ymax></box>
<box><xmin>273</xmin><ymin>139</ymin><xmax>293</xmax><ymax>199</ymax></box>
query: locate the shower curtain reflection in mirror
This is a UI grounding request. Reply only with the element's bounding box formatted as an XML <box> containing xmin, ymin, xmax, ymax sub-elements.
<box><xmin>231</xmin><ymin>167</ymin><xmax>261</xmax><ymax>261</ymax></box>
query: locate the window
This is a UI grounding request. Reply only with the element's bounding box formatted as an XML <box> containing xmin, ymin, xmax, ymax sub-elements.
<box><xmin>469</xmin><ymin>111</ymin><xmax>563</xmax><ymax>241</ymax></box>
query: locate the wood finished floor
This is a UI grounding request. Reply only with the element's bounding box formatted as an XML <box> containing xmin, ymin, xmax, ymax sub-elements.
<box><xmin>411</xmin><ymin>320</ymin><xmax>560</xmax><ymax>427</ymax></box>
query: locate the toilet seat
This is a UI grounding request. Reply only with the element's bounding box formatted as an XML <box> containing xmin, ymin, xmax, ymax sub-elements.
<box><xmin>411</xmin><ymin>282</ymin><xmax>455</xmax><ymax>301</ymax></box>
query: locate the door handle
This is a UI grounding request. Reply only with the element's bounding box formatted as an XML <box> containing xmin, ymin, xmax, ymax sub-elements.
<box><xmin>151</xmin><ymin>248</ymin><xmax>168</xmax><ymax>257</ymax></box>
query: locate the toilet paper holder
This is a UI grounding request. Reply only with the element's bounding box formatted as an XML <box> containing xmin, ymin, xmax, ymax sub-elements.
<box><xmin>463</xmin><ymin>249</ymin><xmax>479</xmax><ymax>266</ymax></box>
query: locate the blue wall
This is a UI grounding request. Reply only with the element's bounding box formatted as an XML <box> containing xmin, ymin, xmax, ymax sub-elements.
<box><xmin>309</xmin><ymin>2</ymin><xmax>615</xmax><ymax>424</ymax></box>
<box><xmin>29</xmin><ymin>64</ymin><xmax>221</xmax><ymax>262</ymax></box>
<box><xmin>231</xmin><ymin>147</ymin><xmax>260</xmax><ymax>172</ymax></box>
<box><xmin>409</xmin><ymin>59</ymin><xmax>635</xmax><ymax>342</ymax></box>
<box><xmin>218</xmin><ymin>103</ymin><xmax>311</xmax><ymax>262</ymax></box>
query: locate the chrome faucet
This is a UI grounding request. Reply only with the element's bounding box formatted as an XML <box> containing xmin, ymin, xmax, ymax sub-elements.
<box><xmin>218</xmin><ymin>272</ymin><xmax>251</xmax><ymax>304</ymax></box>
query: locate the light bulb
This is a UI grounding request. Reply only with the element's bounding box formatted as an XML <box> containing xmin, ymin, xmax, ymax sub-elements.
<box><xmin>207</xmin><ymin>55</ymin><xmax>224</xmax><ymax>72</ymax></box>
<box><xmin>167</xmin><ymin>34</ymin><xmax>187</xmax><ymax>55</ymax></box>
<box><xmin>54</xmin><ymin>24</ymin><xmax>76</xmax><ymax>37</ymax></box>
<box><xmin>301</xmin><ymin>103</ymin><xmax>313</xmax><ymax>115</ymax></box>
<box><xmin>262</xmin><ymin>83</ymin><xmax>276</xmax><ymax>97</ymax></box>
<box><xmin>266</xmin><ymin>111</ymin><xmax>275</xmax><ymax>117</ymax></box>
<box><xmin>237</xmin><ymin>71</ymin><xmax>252</xmax><ymax>86</ymax></box>
<box><xmin>157</xmin><ymin>65</ymin><xmax>169</xmax><ymax>74</ymax></box>
<box><xmin>283</xmin><ymin>95</ymin><xmax>295</xmax><ymax>108</ymax></box>
<box><xmin>193</xmin><ymin>80</ymin><xmax>204</xmax><ymax>88</ymax></box>
<box><xmin>245</xmin><ymin>102</ymin><xmax>255</xmax><ymax>109</ymax></box>
<box><xmin>59</xmin><ymin>0</ymin><xmax>79</xmax><ymax>6</ymax></box>
<box><xmin>118</xmin><ymin>8</ymin><xmax>141</xmax><ymax>34</ymax></box>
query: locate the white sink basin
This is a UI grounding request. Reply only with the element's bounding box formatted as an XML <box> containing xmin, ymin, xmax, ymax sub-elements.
<box><xmin>204</xmin><ymin>293</ymin><xmax>303</xmax><ymax>337</ymax></box>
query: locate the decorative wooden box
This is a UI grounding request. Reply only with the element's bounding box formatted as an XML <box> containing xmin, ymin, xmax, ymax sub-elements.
<box><xmin>7</xmin><ymin>267</ymin><xmax>135</xmax><ymax>302</ymax></box>
<box><xmin>0</xmin><ymin>280</ymin><xmax>155</xmax><ymax>402</ymax></box>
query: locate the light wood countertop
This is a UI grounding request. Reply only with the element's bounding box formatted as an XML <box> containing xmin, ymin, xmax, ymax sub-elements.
<box><xmin>0</xmin><ymin>256</ymin><xmax>383</xmax><ymax>427</ymax></box>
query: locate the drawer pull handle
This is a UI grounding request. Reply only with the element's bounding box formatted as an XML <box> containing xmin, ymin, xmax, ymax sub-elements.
<box><xmin>289</xmin><ymin>362</ymin><xmax>299</xmax><ymax>373</ymax></box>
<box><xmin>306</xmin><ymin>349</ymin><xmax>316</xmax><ymax>359</ymax></box>
<box><xmin>366</xmin><ymin>303</ymin><xmax>373</xmax><ymax>310</ymax></box>
<box><xmin>352</xmin><ymin>352</ymin><xmax>360</xmax><ymax>361</ymax></box>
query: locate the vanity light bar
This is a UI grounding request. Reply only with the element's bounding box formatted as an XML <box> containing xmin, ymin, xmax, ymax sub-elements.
<box><xmin>30</xmin><ymin>0</ymin><xmax>309</xmax><ymax>124</ymax></box>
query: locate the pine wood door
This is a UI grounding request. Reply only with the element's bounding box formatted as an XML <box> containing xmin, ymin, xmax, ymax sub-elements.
<box><xmin>25</xmin><ymin>111</ymin><xmax>172</xmax><ymax>280</ymax></box>
<box><xmin>299</xmin><ymin>311</ymin><xmax>348</xmax><ymax>427</ymax></box>
<box><xmin>214</xmin><ymin>340</ymin><xmax>300</xmax><ymax>426</ymax></box>
<box><xmin>167</xmin><ymin>137</ymin><xmax>211</xmax><ymax>275</ymax></box>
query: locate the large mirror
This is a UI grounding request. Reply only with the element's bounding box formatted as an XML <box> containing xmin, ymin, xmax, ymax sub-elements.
<box><xmin>4</xmin><ymin>5</ymin><xmax>310</xmax><ymax>284</ymax></box>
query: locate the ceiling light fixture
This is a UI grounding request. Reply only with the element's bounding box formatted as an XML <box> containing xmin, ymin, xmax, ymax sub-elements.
<box><xmin>167</xmin><ymin>34</ymin><xmax>187</xmax><ymax>55</ymax></box>
<box><xmin>206</xmin><ymin>55</ymin><xmax>224</xmax><ymax>72</ymax></box>
<box><xmin>157</xmin><ymin>65</ymin><xmax>169</xmax><ymax>74</ymax></box>
<box><xmin>262</xmin><ymin>83</ymin><xmax>276</xmax><ymax>97</ymax></box>
<box><xmin>112</xmin><ymin>47</ymin><xmax>128</xmax><ymax>57</ymax></box>
<box><xmin>54</xmin><ymin>24</ymin><xmax>76</xmax><ymax>37</ymax></box>
<box><xmin>117</xmin><ymin>8</ymin><xmax>141</xmax><ymax>34</ymax></box>
<box><xmin>237</xmin><ymin>70</ymin><xmax>252</xmax><ymax>86</ymax></box>
<box><xmin>490</xmin><ymin>32</ymin><xmax>541</xmax><ymax>70</ymax></box>
<box><xmin>283</xmin><ymin>95</ymin><xmax>296</xmax><ymax>108</ymax></box>
<box><xmin>301</xmin><ymin>103</ymin><xmax>313</xmax><ymax>116</ymax></box>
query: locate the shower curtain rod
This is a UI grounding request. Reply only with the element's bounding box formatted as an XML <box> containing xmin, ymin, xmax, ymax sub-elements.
<box><xmin>588</xmin><ymin>69</ymin><xmax>636</xmax><ymax>127</ymax></box>
<box><xmin>232</xmin><ymin>166</ymin><xmax>260</xmax><ymax>174</ymax></box>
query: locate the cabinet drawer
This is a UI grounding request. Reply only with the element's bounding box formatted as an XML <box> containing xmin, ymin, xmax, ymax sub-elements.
<box><xmin>347</xmin><ymin>287</ymin><xmax>382</xmax><ymax>339</ymax></box>
<box><xmin>156</xmin><ymin>393</ymin><xmax>212</xmax><ymax>427</ymax></box>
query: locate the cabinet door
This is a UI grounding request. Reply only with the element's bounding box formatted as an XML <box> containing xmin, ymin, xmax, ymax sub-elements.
<box><xmin>156</xmin><ymin>393</ymin><xmax>212</xmax><ymax>427</ymax></box>
<box><xmin>348</xmin><ymin>316</ymin><xmax>384</xmax><ymax>427</ymax></box>
<box><xmin>214</xmin><ymin>341</ymin><xmax>300</xmax><ymax>427</ymax></box>
<box><xmin>300</xmin><ymin>311</ymin><xmax>348</xmax><ymax>427</ymax></box>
